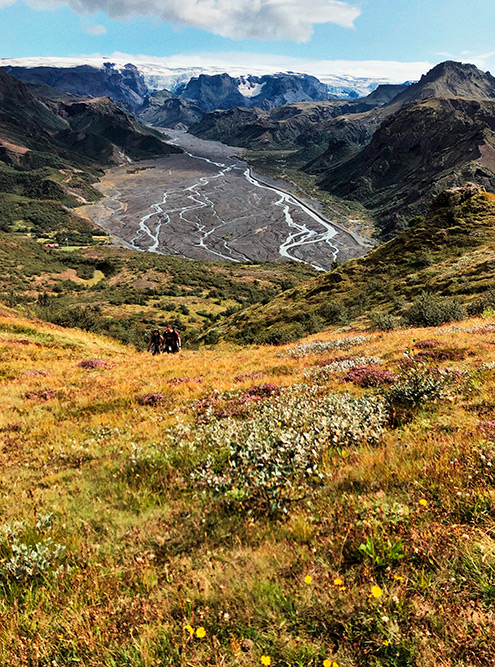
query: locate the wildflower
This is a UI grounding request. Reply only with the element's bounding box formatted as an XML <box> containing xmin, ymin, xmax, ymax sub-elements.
<box><xmin>261</xmin><ymin>656</ymin><xmax>271</xmax><ymax>665</ymax></box>
<box><xmin>304</xmin><ymin>575</ymin><xmax>313</xmax><ymax>584</ymax></box>
<box><xmin>382</xmin><ymin>640</ymin><xmax>389</xmax><ymax>646</ymax></box>
<box><xmin>371</xmin><ymin>585</ymin><xmax>383</xmax><ymax>599</ymax></box>
<box><xmin>334</xmin><ymin>577</ymin><xmax>343</xmax><ymax>585</ymax></box>
<box><xmin>323</xmin><ymin>661</ymin><xmax>339</xmax><ymax>667</ymax></box>
<box><xmin>393</xmin><ymin>574</ymin><xmax>403</xmax><ymax>581</ymax></box>
<box><xmin>184</xmin><ymin>624</ymin><xmax>194</xmax><ymax>636</ymax></box>
<box><xmin>340</xmin><ymin>586</ymin><xmax>347</xmax><ymax>591</ymax></box>
<box><xmin>196</xmin><ymin>626</ymin><xmax>206</xmax><ymax>638</ymax></box>
<box><xmin>419</xmin><ymin>499</ymin><xmax>428</xmax><ymax>506</ymax></box>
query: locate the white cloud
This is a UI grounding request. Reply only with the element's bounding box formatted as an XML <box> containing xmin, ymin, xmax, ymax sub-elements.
<box><xmin>85</xmin><ymin>23</ymin><xmax>107</xmax><ymax>35</ymax></box>
<box><xmin>434</xmin><ymin>49</ymin><xmax>495</xmax><ymax>71</ymax></box>
<box><xmin>19</xmin><ymin>0</ymin><xmax>361</xmax><ymax>42</ymax></box>
<box><xmin>0</xmin><ymin>0</ymin><xmax>16</xmax><ymax>7</ymax></box>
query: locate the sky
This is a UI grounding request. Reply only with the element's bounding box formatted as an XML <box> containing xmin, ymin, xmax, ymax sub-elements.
<box><xmin>1</xmin><ymin>0</ymin><xmax>495</xmax><ymax>81</ymax></box>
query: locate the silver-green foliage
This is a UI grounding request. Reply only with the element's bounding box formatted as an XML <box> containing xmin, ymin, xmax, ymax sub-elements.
<box><xmin>280</xmin><ymin>336</ymin><xmax>370</xmax><ymax>359</ymax></box>
<box><xmin>0</xmin><ymin>516</ymin><xmax>66</xmax><ymax>583</ymax></box>
<box><xmin>304</xmin><ymin>356</ymin><xmax>382</xmax><ymax>382</ymax></box>
<box><xmin>195</xmin><ymin>386</ymin><xmax>386</xmax><ymax>514</ymax></box>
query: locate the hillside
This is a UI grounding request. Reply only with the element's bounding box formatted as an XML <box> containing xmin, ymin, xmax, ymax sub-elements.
<box><xmin>0</xmin><ymin>231</ymin><xmax>317</xmax><ymax>348</ymax></box>
<box><xmin>1</xmin><ymin>62</ymin><xmax>148</xmax><ymax>109</ymax></box>
<box><xmin>2</xmin><ymin>298</ymin><xmax>495</xmax><ymax>664</ymax></box>
<box><xmin>0</xmin><ymin>69</ymin><xmax>181</xmax><ymax>246</ymax></box>
<box><xmin>188</xmin><ymin>61</ymin><xmax>495</xmax><ymax>238</ymax></box>
<box><xmin>206</xmin><ymin>185</ymin><xmax>495</xmax><ymax>344</ymax></box>
<box><xmin>316</xmin><ymin>97</ymin><xmax>495</xmax><ymax>237</ymax></box>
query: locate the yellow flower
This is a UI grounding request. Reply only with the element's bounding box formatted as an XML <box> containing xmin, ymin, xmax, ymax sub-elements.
<box><xmin>184</xmin><ymin>624</ymin><xmax>194</xmax><ymax>636</ymax></box>
<box><xmin>196</xmin><ymin>626</ymin><xmax>206</xmax><ymax>638</ymax></box>
<box><xmin>382</xmin><ymin>640</ymin><xmax>389</xmax><ymax>646</ymax></box>
<box><xmin>334</xmin><ymin>577</ymin><xmax>343</xmax><ymax>586</ymax></box>
<box><xmin>419</xmin><ymin>499</ymin><xmax>428</xmax><ymax>506</ymax></box>
<box><xmin>340</xmin><ymin>586</ymin><xmax>347</xmax><ymax>591</ymax></box>
<box><xmin>261</xmin><ymin>656</ymin><xmax>271</xmax><ymax>666</ymax></box>
<box><xmin>371</xmin><ymin>585</ymin><xmax>383</xmax><ymax>599</ymax></box>
<box><xmin>323</xmin><ymin>661</ymin><xmax>340</xmax><ymax>667</ymax></box>
<box><xmin>393</xmin><ymin>574</ymin><xmax>403</xmax><ymax>581</ymax></box>
<box><xmin>304</xmin><ymin>575</ymin><xmax>313</xmax><ymax>584</ymax></box>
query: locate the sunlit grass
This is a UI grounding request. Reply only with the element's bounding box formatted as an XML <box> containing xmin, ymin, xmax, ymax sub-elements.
<box><xmin>1</xmin><ymin>307</ymin><xmax>495</xmax><ymax>664</ymax></box>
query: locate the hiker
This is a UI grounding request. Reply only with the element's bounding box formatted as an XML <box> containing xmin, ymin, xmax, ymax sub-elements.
<box><xmin>163</xmin><ymin>324</ymin><xmax>181</xmax><ymax>354</ymax></box>
<box><xmin>147</xmin><ymin>329</ymin><xmax>163</xmax><ymax>355</ymax></box>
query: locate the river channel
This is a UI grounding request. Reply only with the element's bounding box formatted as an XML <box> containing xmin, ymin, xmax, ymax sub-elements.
<box><xmin>81</xmin><ymin>130</ymin><xmax>371</xmax><ymax>271</ymax></box>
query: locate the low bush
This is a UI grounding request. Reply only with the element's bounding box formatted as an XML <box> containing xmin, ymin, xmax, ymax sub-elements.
<box><xmin>343</xmin><ymin>365</ymin><xmax>398</xmax><ymax>388</ymax></box>
<box><xmin>369</xmin><ymin>312</ymin><xmax>401</xmax><ymax>331</ymax></box>
<box><xmin>382</xmin><ymin>360</ymin><xmax>462</xmax><ymax>423</ymax></box>
<box><xmin>404</xmin><ymin>293</ymin><xmax>466</xmax><ymax>327</ymax></box>
<box><xmin>304</xmin><ymin>356</ymin><xmax>383</xmax><ymax>383</ymax></box>
<box><xmin>0</xmin><ymin>516</ymin><xmax>66</xmax><ymax>586</ymax></box>
<box><xmin>281</xmin><ymin>336</ymin><xmax>370</xmax><ymax>359</ymax></box>
<box><xmin>195</xmin><ymin>386</ymin><xmax>386</xmax><ymax>515</ymax></box>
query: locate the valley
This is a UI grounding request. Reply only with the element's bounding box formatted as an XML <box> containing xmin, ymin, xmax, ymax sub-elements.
<box><xmin>81</xmin><ymin>130</ymin><xmax>372</xmax><ymax>271</ymax></box>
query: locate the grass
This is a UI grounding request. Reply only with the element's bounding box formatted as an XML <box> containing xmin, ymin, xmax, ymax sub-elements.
<box><xmin>0</xmin><ymin>232</ymin><xmax>317</xmax><ymax>349</ymax></box>
<box><xmin>209</xmin><ymin>188</ymin><xmax>495</xmax><ymax>345</ymax></box>
<box><xmin>1</xmin><ymin>303</ymin><xmax>495</xmax><ymax>665</ymax></box>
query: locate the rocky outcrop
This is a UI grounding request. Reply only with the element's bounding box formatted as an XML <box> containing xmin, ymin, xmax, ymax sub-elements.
<box><xmin>140</xmin><ymin>94</ymin><xmax>204</xmax><ymax>129</ymax></box>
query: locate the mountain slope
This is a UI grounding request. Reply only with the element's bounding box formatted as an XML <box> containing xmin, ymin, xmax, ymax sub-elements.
<box><xmin>392</xmin><ymin>60</ymin><xmax>495</xmax><ymax>107</ymax></box>
<box><xmin>317</xmin><ymin>97</ymin><xmax>495</xmax><ymax>237</ymax></box>
<box><xmin>1</xmin><ymin>62</ymin><xmax>148</xmax><ymax>109</ymax></box>
<box><xmin>140</xmin><ymin>93</ymin><xmax>204</xmax><ymax>129</ymax></box>
<box><xmin>0</xmin><ymin>69</ymin><xmax>181</xmax><ymax>244</ymax></box>
<box><xmin>205</xmin><ymin>185</ymin><xmax>495</xmax><ymax>343</ymax></box>
<box><xmin>2</xmin><ymin>284</ymin><xmax>495</xmax><ymax>664</ymax></box>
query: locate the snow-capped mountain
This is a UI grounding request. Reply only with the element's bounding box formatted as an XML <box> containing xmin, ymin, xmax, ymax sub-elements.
<box><xmin>0</xmin><ymin>56</ymin><xmax>392</xmax><ymax>99</ymax></box>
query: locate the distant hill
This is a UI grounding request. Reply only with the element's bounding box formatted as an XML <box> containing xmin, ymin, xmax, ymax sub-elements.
<box><xmin>392</xmin><ymin>60</ymin><xmax>495</xmax><ymax>106</ymax></box>
<box><xmin>204</xmin><ymin>184</ymin><xmax>495</xmax><ymax>343</ymax></box>
<box><xmin>140</xmin><ymin>93</ymin><xmax>204</xmax><ymax>129</ymax></box>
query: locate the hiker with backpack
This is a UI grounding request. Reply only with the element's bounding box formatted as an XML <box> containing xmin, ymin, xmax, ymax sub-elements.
<box><xmin>147</xmin><ymin>329</ymin><xmax>163</xmax><ymax>355</ymax></box>
<box><xmin>163</xmin><ymin>324</ymin><xmax>181</xmax><ymax>354</ymax></box>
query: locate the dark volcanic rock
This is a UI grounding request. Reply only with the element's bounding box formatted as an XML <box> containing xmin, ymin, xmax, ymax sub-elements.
<box><xmin>392</xmin><ymin>60</ymin><xmax>495</xmax><ymax>107</ymax></box>
<box><xmin>140</xmin><ymin>94</ymin><xmax>204</xmax><ymax>129</ymax></box>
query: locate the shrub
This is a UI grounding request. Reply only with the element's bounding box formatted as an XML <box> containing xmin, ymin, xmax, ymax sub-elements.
<box><xmin>412</xmin><ymin>347</ymin><xmax>468</xmax><ymax>362</ymax></box>
<box><xmin>382</xmin><ymin>360</ymin><xmax>461</xmax><ymax>423</ymax></box>
<box><xmin>414</xmin><ymin>339</ymin><xmax>440</xmax><ymax>349</ymax></box>
<box><xmin>0</xmin><ymin>517</ymin><xmax>66</xmax><ymax>585</ymax></box>
<box><xmin>304</xmin><ymin>357</ymin><xmax>383</xmax><ymax>383</ymax></box>
<box><xmin>404</xmin><ymin>293</ymin><xmax>466</xmax><ymax>327</ymax></box>
<box><xmin>195</xmin><ymin>386</ymin><xmax>386</xmax><ymax>515</ymax></box>
<box><xmin>467</xmin><ymin>289</ymin><xmax>495</xmax><ymax>316</ymax></box>
<box><xmin>369</xmin><ymin>312</ymin><xmax>401</xmax><ymax>331</ymax></box>
<box><xmin>281</xmin><ymin>336</ymin><xmax>370</xmax><ymax>359</ymax></box>
<box><xmin>137</xmin><ymin>392</ymin><xmax>165</xmax><ymax>406</ymax></box>
<box><xmin>343</xmin><ymin>365</ymin><xmax>399</xmax><ymax>388</ymax></box>
<box><xmin>77</xmin><ymin>359</ymin><xmax>110</xmax><ymax>369</ymax></box>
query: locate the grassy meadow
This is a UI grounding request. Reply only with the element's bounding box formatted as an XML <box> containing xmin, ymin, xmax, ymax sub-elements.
<box><xmin>2</xmin><ymin>304</ymin><xmax>495</xmax><ymax>666</ymax></box>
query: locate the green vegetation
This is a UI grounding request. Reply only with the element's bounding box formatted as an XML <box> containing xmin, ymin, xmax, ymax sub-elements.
<box><xmin>2</xmin><ymin>308</ymin><xmax>495</xmax><ymax>664</ymax></box>
<box><xmin>206</xmin><ymin>186</ymin><xmax>495</xmax><ymax>344</ymax></box>
<box><xmin>0</xmin><ymin>233</ymin><xmax>317</xmax><ymax>348</ymax></box>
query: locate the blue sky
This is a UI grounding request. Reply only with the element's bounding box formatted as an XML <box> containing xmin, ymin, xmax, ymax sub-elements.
<box><xmin>1</xmin><ymin>0</ymin><xmax>495</xmax><ymax>80</ymax></box>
